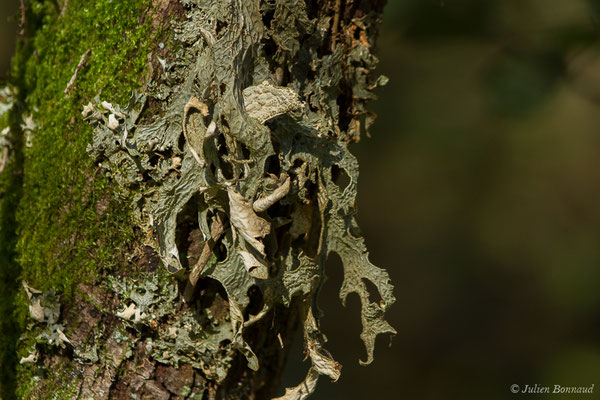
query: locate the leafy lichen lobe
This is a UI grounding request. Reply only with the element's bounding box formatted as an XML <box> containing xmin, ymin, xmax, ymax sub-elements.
<box><xmin>86</xmin><ymin>0</ymin><xmax>395</xmax><ymax>398</ymax></box>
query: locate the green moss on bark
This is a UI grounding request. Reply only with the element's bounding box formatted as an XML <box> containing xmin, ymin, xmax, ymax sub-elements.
<box><xmin>1</xmin><ymin>0</ymin><xmax>168</xmax><ymax>397</ymax></box>
<box><xmin>15</xmin><ymin>0</ymin><xmax>157</xmax><ymax>293</ymax></box>
<box><xmin>17</xmin><ymin>357</ymin><xmax>81</xmax><ymax>400</ymax></box>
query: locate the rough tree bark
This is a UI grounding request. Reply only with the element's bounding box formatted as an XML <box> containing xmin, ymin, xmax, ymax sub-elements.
<box><xmin>0</xmin><ymin>0</ymin><xmax>394</xmax><ymax>399</ymax></box>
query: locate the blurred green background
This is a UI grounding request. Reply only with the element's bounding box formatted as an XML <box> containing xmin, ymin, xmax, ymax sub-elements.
<box><xmin>282</xmin><ymin>1</ymin><xmax>600</xmax><ymax>399</ymax></box>
<box><xmin>3</xmin><ymin>0</ymin><xmax>600</xmax><ymax>399</ymax></box>
<box><xmin>0</xmin><ymin>1</ymin><xmax>17</xmax><ymax>82</ymax></box>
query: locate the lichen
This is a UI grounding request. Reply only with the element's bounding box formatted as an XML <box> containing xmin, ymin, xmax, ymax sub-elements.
<box><xmin>21</xmin><ymin>281</ymin><xmax>71</xmax><ymax>352</ymax></box>
<box><xmin>85</xmin><ymin>0</ymin><xmax>395</xmax><ymax>398</ymax></box>
<box><xmin>107</xmin><ymin>272</ymin><xmax>236</xmax><ymax>381</ymax></box>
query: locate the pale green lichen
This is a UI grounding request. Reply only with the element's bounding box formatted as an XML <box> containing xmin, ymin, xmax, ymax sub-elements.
<box><xmin>0</xmin><ymin>86</ymin><xmax>15</xmax><ymax>173</ymax></box>
<box><xmin>108</xmin><ymin>272</ymin><xmax>235</xmax><ymax>381</ymax></box>
<box><xmin>86</xmin><ymin>0</ymin><xmax>394</xmax><ymax>398</ymax></box>
<box><xmin>21</xmin><ymin>282</ymin><xmax>71</xmax><ymax>352</ymax></box>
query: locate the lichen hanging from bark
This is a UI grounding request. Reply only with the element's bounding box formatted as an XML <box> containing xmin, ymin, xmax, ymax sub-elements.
<box><xmin>86</xmin><ymin>0</ymin><xmax>394</xmax><ymax>397</ymax></box>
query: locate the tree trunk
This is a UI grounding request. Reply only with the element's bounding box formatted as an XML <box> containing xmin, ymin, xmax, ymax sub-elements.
<box><xmin>0</xmin><ymin>0</ymin><xmax>394</xmax><ymax>399</ymax></box>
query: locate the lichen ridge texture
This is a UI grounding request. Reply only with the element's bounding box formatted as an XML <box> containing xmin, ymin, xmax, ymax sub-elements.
<box><xmin>85</xmin><ymin>1</ymin><xmax>394</xmax><ymax>398</ymax></box>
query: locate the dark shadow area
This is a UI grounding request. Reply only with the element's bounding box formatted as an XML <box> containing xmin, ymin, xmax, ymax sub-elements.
<box><xmin>0</xmin><ymin>3</ymin><xmax>36</xmax><ymax>396</ymax></box>
<box><xmin>0</xmin><ymin>0</ymin><xmax>18</xmax><ymax>81</ymax></box>
<box><xmin>0</xmin><ymin>174</ymin><xmax>23</xmax><ymax>399</ymax></box>
<box><xmin>0</xmin><ymin>89</ymin><xmax>24</xmax><ymax>400</ymax></box>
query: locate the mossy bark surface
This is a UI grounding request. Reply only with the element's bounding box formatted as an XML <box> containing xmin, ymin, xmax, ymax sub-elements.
<box><xmin>0</xmin><ymin>1</ymin><xmax>393</xmax><ymax>399</ymax></box>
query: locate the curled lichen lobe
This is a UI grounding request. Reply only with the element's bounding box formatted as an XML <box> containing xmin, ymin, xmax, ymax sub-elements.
<box><xmin>83</xmin><ymin>0</ymin><xmax>394</xmax><ymax>398</ymax></box>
